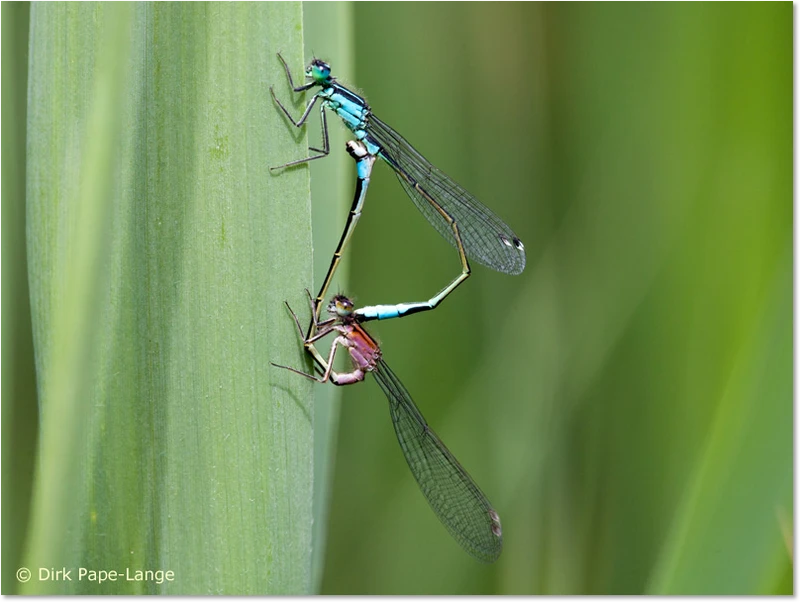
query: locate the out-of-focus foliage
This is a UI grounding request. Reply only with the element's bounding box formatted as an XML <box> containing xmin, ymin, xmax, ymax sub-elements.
<box><xmin>315</xmin><ymin>3</ymin><xmax>791</xmax><ymax>594</ymax></box>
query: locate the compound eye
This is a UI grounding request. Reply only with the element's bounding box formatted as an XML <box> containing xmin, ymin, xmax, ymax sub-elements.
<box><xmin>333</xmin><ymin>297</ymin><xmax>353</xmax><ymax>316</ymax></box>
<box><xmin>310</xmin><ymin>59</ymin><xmax>331</xmax><ymax>82</ymax></box>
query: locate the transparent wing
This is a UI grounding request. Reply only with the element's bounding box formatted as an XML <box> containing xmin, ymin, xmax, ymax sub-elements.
<box><xmin>366</xmin><ymin>115</ymin><xmax>526</xmax><ymax>275</ymax></box>
<box><xmin>372</xmin><ymin>360</ymin><xmax>503</xmax><ymax>562</ymax></box>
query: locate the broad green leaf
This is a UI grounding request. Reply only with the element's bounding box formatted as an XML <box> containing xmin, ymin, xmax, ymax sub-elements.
<box><xmin>23</xmin><ymin>3</ymin><xmax>313</xmax><ymax>594</ymax></box>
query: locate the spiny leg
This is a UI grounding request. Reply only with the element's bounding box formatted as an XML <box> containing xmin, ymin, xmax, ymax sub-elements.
<box><xmin>270</xmin><ymin>52</ymin><xmax>331</xmax><ymax>169</ymax></box>
<box><xmin>308</xmin><ymin>107</ymin><xmax>329</xmax><ymax>154</ymax></box>
<box><xmin>276</xmin><ymin>52</ymin><xmax>317</xmax><ymax>92</ymax></box>
<box><xmin>270</xmin><ymin>102</ymin><xmax>330</xmax><ymax>170</ymax></box>
<box><xmin>283</xmin><ymin>298</ymin><xmax>335</xmax><ymax>343</ymax></box>
<box><xmin>270</xmin><ymin>86</ymin><xmax>318</xmax><ymax>128</ymax></box>
<box><xmin>278</xmin><ymin>296</ymin><xmax>335</xmax><ymax>373</ymax></box>
<box><xmin>272</xmin><ymin>333</ymin><xmax>344</xmax><ymax>384</ymax></box>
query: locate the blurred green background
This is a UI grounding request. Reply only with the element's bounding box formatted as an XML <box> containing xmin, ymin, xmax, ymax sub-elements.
<box><xmin>3</xmin><ymin>1</ymin><xmax>792</xmax><ymax>595</ymax></box>
<box><xmin>313</xmin><ymin>2</ymin><xmax>792</xmax><ymax>595</ymax></box>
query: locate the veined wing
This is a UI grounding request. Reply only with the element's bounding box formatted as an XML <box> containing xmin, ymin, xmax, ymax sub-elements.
<box><xmin>372</xmin><ymin>360</ymin><xmax>503</xmax><ymax>562</ymax></box>
<box><xmin>367</xmin><ymin>115</ymin><xmax>526</xmax><ymax>275</ymax></box>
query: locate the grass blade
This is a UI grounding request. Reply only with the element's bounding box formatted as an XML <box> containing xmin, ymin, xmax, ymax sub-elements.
<box><xmin>23</xmin><ymin>4</ymin><xmax>313</xmax><ymax>594</ymax></box>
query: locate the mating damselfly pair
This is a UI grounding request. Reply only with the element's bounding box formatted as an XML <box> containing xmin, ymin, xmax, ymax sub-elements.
<box><xmin>270</xmin><ymin>54</ymin><xmax>524</xmax><ymax>563</ymax></box>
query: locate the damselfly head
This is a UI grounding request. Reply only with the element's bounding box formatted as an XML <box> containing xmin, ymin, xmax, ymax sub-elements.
<box><xmin>307</xmin><ymin>59</ymin><xmax>332</xmax><ymax>84</ymax></box>
<box><xmin>328</xmin><ymin>294</ymin><xmax>354</xmax><ymax>317</ymax></box>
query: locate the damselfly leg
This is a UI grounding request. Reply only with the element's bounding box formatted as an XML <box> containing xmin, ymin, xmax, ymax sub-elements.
<box><xmin>271</xmin><ymin>293</ymin><xmax>504</xmax><ymax>562</ymax></box>
<box><xmin>270</xmin><ymin>54</ymin><xmax>526</xmax><ymax>276</ymax></box>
